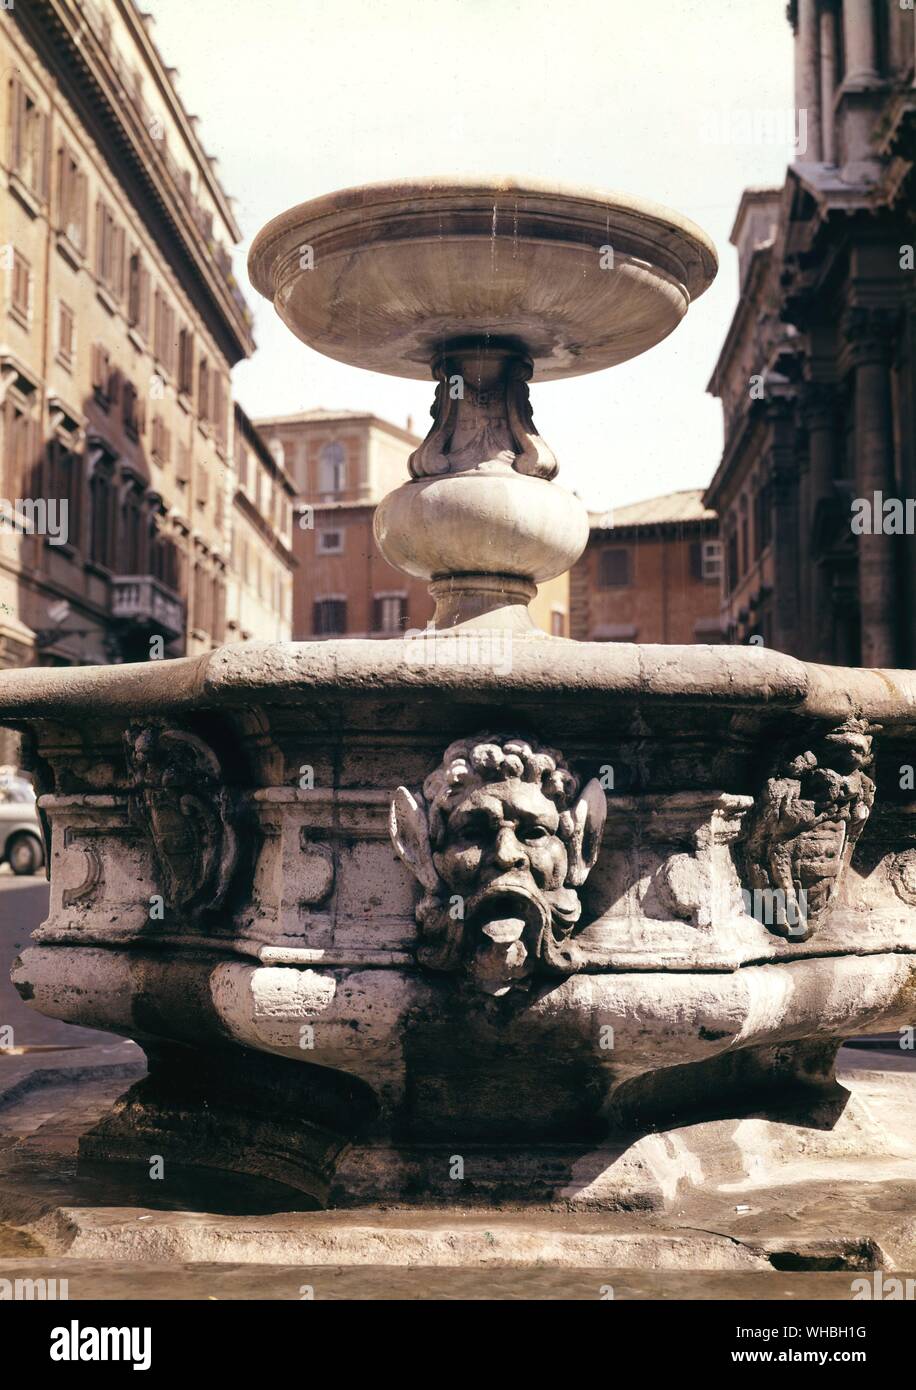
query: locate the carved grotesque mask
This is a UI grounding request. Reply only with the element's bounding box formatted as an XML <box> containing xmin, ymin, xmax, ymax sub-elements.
<box><xmin>390</xmin><ymin>735</ymin><xmax>606</xmax><ymax>995</ymax></box>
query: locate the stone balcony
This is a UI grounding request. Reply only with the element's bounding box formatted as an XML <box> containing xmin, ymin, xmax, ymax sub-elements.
<box><xmin>110</xmin><ymin>576</ymin><xmax>184</xmax><ymax>641</ymax></box>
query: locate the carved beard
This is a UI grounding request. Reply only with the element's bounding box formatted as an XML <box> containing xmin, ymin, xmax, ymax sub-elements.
<box><xmin>417</xmin><ymin>877</ymin><xmax>583</xmax><ymax>996</ymax></box>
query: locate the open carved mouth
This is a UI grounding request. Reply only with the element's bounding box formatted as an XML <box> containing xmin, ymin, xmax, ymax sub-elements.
<box><xmin>466</xmin><ymin>884</ymin><xmax>549</xmax><ymax>942</ymax></box>
<box><xmin>462</xmin><ymin>884</ymin><xmax>552</xmax><ymax>995</ymax></box>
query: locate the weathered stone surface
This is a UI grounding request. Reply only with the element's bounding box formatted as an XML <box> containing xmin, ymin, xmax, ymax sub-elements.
<box><xmin>2</xmin><ymin>1042</ymin><xmax>915</xmax><ymax>1277</ymax></box>
<box><xmin>1</xmin><ymin>638</ymin><xmax>916</xmax><ymax>1207</ymax></box>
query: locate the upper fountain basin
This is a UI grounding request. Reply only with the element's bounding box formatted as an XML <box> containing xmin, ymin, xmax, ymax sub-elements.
<box><xmin>248</xmin><ymin>176</ymin><xmax>718</xmax><ymax>382</ymax></box>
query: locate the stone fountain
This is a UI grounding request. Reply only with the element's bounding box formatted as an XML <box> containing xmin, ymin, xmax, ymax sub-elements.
<box><xmin>3</xmin><ymin>179</ymin><xmax>916</xmax><ymax>1243</ymax></box>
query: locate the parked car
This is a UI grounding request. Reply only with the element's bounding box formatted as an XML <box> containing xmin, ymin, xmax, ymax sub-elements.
<box><xmin>0</xmin><ymin>768</ymin><xmax>45</xmax><ymax>876</ymax></box>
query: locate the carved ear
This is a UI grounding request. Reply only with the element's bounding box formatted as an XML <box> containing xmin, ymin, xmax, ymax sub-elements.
<box><xmin>390</xmin><ymin>786</ymin><xmax>440</xmax><ymax>892</ymax></box>
<box><xmin>565</xmin><ymin>778</ymin><xmax>607</xmax><ymax>887</ymax></box>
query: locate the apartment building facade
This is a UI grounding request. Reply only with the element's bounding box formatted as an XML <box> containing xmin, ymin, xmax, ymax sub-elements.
<box><xmin>706</xmin><ymin>0</ymin><xmax>916</xmax><ymax>664</ymax></box>
<box><xmin>0</xmin><ymin>0</ymin><xmax>256</xmax><ymax>730</ymax></box>
<box><xmin>227</xmin><ymin>403</ymin><xmax>296</xmax><ymax>643</ymax></box>
<box><xmin>570</xmin><ymin>490</ymin><xmax>722</xmax><ymax>643</ymax></box>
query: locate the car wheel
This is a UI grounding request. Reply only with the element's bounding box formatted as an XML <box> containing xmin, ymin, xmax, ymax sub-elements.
<box><xmin>8</xmin><ymin>834</ymin><xmax>43</xmax><ymax>876</ymax></box>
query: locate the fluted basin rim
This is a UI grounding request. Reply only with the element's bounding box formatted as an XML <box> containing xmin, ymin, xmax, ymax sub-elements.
<box><xmin>247</xmin><ymin>175</ymin><xmax>719</xmax><ymax>381</ymax></box>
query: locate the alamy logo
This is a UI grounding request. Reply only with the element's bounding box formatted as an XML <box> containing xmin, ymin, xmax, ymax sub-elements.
<box><xmin>699</xmin><ymin>106</ymin><xmax>808</xmax><ymax>153</ymax></box>
<box><xmin>850</xmin><ymin>492</ymin><xmax>916</xmax><ymax>535</ymax></box>
<box><xmin>50</xmin><ymin>1321</ymin><xmax>151</xmax><ymax>1371</ymax></box>
<box><xmin>0</xmin><ymin>1277</ymin><xmax>68</xmax><ymax>1300</ymax></box>
<box><xmin>0</xmin><ymin>498</ymin><xmax>69</xmax><ymax>545</ymax></box>
<box><xmin>851</xmin><ymin>1271</ymin><xmax>916</xmax><ymax>1300</ymax></box>
<box><xmin>403</xmin><ymin>623</ymin><xmax>513</xmax><ymax>676</ymax></box>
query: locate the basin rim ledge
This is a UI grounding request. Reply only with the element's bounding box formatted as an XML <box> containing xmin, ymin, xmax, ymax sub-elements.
<box><xmin>0</xmin><ymin>642</ymin><xmax>914</xmax><ymax>726</ymax></box>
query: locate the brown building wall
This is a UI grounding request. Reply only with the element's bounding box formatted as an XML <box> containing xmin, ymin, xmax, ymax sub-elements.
<box><xmin>571</xmin><ymin>525</ymin><xmax>722</xmax><ymax>643</ymax></box>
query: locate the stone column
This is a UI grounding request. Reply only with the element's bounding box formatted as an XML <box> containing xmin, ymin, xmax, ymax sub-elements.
<box><xmin>819</xmin><ymin>2</ymin><xmax>839</xmax><ymax>163</ymax></box>
<box><xmin>766</xmin><ymin>396</ymin><xmax>802</xmax><ymax>655</ymax></box>
<box><xmin>844</xmin><ymin>308</ymin><xmax>900</xmax><ymax>668</ymax></box>
<box><xmin>795</xmin><ymin>0</ymin><xmax>823</xmax><ymax>161</ymax></box>
<box><xmin>842</xmin><ymin>0</ymin><xmax>879</xmax><ymax>86</ymax></box>
<box><xmin>803</xmin><ymin>386</ymin><xmax>839</xmax><ymax>661</ymax></box>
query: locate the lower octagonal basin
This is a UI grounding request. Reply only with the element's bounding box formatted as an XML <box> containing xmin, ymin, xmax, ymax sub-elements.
<box><xmin>3</xmin><ymin>642</ymin><xmax>916</xmax><ymax>1208</ymax></box>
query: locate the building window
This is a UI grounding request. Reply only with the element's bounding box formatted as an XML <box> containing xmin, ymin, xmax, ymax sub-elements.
<box><xmin>235</xmin><ymin>435</ymin><xmax>250</xmax><ymax>492</ymax></box>
<box><xmin>45</xmin><ymin>434</ymin><xmax>82</xmax><ymax>550</ymax></box>
<box><xmin>317</xmin><ymin>529</ymin><xmax>343</xmax><ymax>555</ymax></box>
<box><xmin>149</xmin><ymin>515</ymin><xmax>179</xmax><ymax>591</ymax></box>
<box><xmin>122</xmin><ymin>380</ymin><xmax>143</xmax><ymax>441</ymax></box>
<box><xmin>726</xmin><ymin>531</ymin><xmax>739</xmax><ymax>594</ymax></box>
<box><xmin>8</xmin><ymin>78</ymin><xmax>49</xmax><ymax>202</ymax></box>
<box><xmin>550</xmin><ymin>609</ymin><xmax>566</xmax><ymax>637</ymax></box>
<box><xmin>701</xmin><ymin>539</ymin><xmax>722</xmax><ymax>582</ymax></box>
<box><xmin>88</xmin><ymin>459</ymin><xmax>116</xmax><ymax>568</ymax></box>
<box><xmin>56</xmin><ymin>301</ymin><xmax>75</xmax><ymax>370</ymax></box>
<box><xmin>10</xmin><ymin>250</ymin><xmax>32</xmax><ymax>327</ymax></box>
<box><xmin>740</xmin><ymin>513</ymin><xmax>750</xmax><ymax>576</ymax></box>
<box><xmin>192</xmin><ymin>559</ymin><xmax>212</xmax><ymax>633</ymax></box>
<box><xmin>91</xmin><ymin>343</ymin><xmax>114</xmax><ymax>409</ymax></box>
<box><xmin>212</xmin><ymin>373</ymin><xmax>227</xmax><ymax>450</ymax></box>
<box><xmin>2</xmin><ymin>387</ymin><xmax>39</xmax><ymax>499</ymax></box>
<box><xmin>373</xmin><ymin>594</ymin><xmax>407</xmax><ymax>633</ymax></box>
<box><xmin>755</xmin><ymin>484</ymin><xmax>772</xmax><ymax>554</ymax></box>
<box><xmin>128</xmin><ymin>252</ymin><xmax>151</xmax><ymax>337</ymax></box>
<box><xmin>152</xmin><ymin>289</ymin><xmax>176</xmax><ymax>376</ymax></box>
<box><xmin>197</xmin><ymin>464</ymin><xmax>209</xmax><ymax>509</ymax></box>
<box><xmin>120</xmin><ymin>481</ymin><xmax>146</xmax><ymax>573</ymax></box>
<box><xmin>210</xmin><ymin>571</ymin><xmax>226</xmax><ymax>644</ymax></box>
<box><xmin>96</xmin><ymin>201</ymin><xmax>126</xmax><ymax>300</ymax></box>
<box><xmin>178</xmin><ymin>327</ymin><xmax>194</xmax><ymax>395</ymax></box>
<box><xmin>313</xmin><ymin>597</ymin><xmax>347</xmax><ymax>635</ymax></box>
<box><xmin>318</xmin><ymin>441</ymin><xmax>346</xmax><ymax>494</ymax></box>
<box><xmin>598</xmin><ymin>547</ymin><xmax>630</xmax><ymax>587</ymax></box>
<box><xmin>57</xmin><ymin>145</ymin><xmax>88</xmax><ymax>251</ymax></box>
<box><xmin>690</xmin><ymin>538</ymin><xmax>722</xmax><ymax>583</ymax></box>
<box><xmin>151</xmin><ymin>414</ymin><xmax>171</xmax><ymax>465</ymax></box>
<box><xmin>198</xmin><ymin>358</ymin><xmax>210</xmax><ymax>422</ymax></box>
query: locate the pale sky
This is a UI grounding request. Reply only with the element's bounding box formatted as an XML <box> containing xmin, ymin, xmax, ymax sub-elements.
<box><xmin>146</xmin><ymin>0</ymin><xmax>795</xmax><ymax>510</ymax></box>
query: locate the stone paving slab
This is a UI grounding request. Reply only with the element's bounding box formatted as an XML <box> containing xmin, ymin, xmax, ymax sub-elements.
<box><xmin>0</xmin><ymin>1258</ymin><xmax>907</xmax><ymax>1300</ymax></box>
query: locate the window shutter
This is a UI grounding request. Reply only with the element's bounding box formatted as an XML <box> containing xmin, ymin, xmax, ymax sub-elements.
<box><xmin>372</xmin><ymin>597</ymin><xmax>382</xmax><ymax>632</ymax></box>
<box><xmin>39</xmin><ymin>109</ymin><xmax>50</xmax><ymax>201</ymax></box>
<box><xmin>77</xmin><ymin>170</ymin><xmax>88</xmax><ymax>249</ymax></box>
<box><xmin>599</xmin><ymin>547</ymin><xmax>630</xmax><ymax>587</ymax></box>
<box><xmin>689</xmin><ymin>540</ymin><xmax>702</xmax><ymax>581</ymax></box>
<box><xmin>9</xmin><ymin>78</ymin><xmax>23</xmax><ymax>172</ymax></box>
<box><xmin>95</xmin><ymin>200</ymin><xmax>104</xmax><ymax>276</ymax></box>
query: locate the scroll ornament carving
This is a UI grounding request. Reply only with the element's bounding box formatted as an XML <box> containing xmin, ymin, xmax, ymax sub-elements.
<box><xmin>390</xmin><ymin>734</ymin><xmax>606</xmax><ymax>995</ymax></box>
<box><xmin>125</xmin><ymin>724</ymin><xmax>238</xmax><ymax>915</ymax></box>
<box><xmin>407</xmin><ymin>354</ymin><xmax>558</xmax><ymax>481</ymax></box>
<box><xmin>743</xmin><ymin>718</ymin><xmax>876</xmax><ymax>940</ymax></box>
